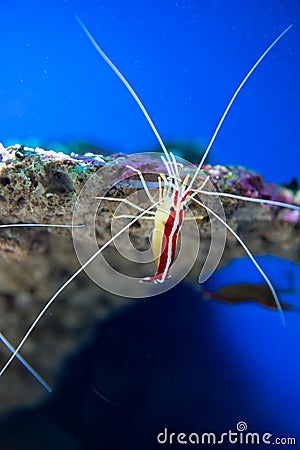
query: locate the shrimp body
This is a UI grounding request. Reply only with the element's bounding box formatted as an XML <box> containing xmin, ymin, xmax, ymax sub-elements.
<box><xmin>144</xmin><ymin>192</ymin><xmax>184</xmax><ymax>282</ymax></box>
<box><xmin>142</xmin><ymin>159</ymin><xmax>196</xmax><ymax>283</ymax></box>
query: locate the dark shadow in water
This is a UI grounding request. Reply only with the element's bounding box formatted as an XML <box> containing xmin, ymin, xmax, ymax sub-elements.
<box><xmin>0</xmin><ymin>284</ymin><xmax>284</xmax><ymax>449</ymax></box>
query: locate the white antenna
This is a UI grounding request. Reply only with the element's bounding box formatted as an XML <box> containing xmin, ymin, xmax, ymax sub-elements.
<box><xmin>0</xmin><ymin>200</ymin><xmax>161</xmax><ymax>377</ymax></box>
<box><xmin>186</xmin><ymin>24</ymin><xmax>293</xmax><ymax>192</ymax></box>
<box><xmin>0</xmin><ymin>333</ymin><xmax>52</xmax><ymax>392</ymax></box>
<box><xmin>75</xmin><ymin>15</ymin><xmax>173</xmax><ymax>169</ymax></box>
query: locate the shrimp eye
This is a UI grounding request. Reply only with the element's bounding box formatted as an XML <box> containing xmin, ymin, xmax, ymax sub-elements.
<box><xmin>170</xmin><ymin>206</ymin><xmax>175</xmax><ymax>212</ymax></box>
<box><xmin>183</xmin><ymin>205</ymin><xmax>187</xmax><ymax>210</ymax></box>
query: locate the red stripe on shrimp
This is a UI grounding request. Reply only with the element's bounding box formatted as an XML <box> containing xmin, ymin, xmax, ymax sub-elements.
<box><xmin>143</xmin><ymin>206</ymin><xmax>184</xmax><ymax>283</ymax></box>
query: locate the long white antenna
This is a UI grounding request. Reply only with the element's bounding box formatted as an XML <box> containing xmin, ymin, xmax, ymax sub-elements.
<box><xmin>0</xmin><ymin>333</ymin><xmax>52</xmax><ymax>392</ymax></box>
<box><xmin>196</xmin><ymin>190</ymin><xmax>300</xmax><ymax>211</ymax></box>
<box><xmin>0</xmin><ymin>223</ymin><xmax>85</xmax><ymax>229</ymax></box>
<box><xmin>75</xmin><ymin>15</ymin><xmax>173</xmax><ymax>168</ymax></box>
<box><xmin>191</xmin><ymin>198</ymin><xmax>285</xmax><ymax>325</ymax></box>
<box><xmin>186</xmin><ymin>24</ymin><xmax>293</xmax><ymax>193</ymax></box>
<box><xmin>0</xmin><ymin>200</ymin><xmax>161</xmax><ymax>376</ymax></box>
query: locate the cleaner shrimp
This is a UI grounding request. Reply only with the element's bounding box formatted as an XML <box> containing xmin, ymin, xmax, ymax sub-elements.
<box><xmin>0</xmin><ymin>18</ymin><xmax>299</xmax><ymax>392</ymax></box>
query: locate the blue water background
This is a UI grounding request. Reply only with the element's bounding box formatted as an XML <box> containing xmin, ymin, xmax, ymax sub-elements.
<box><xmin>0</xmin><ymin>0</ymin><xmax>299</xmax><ymax>446</ymax></box>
